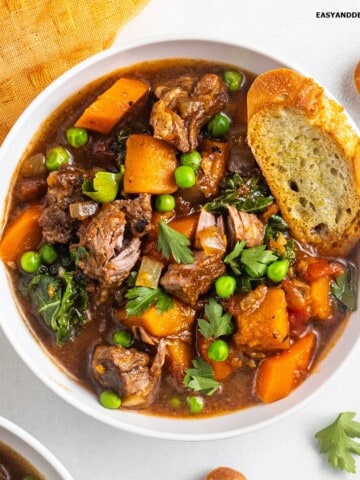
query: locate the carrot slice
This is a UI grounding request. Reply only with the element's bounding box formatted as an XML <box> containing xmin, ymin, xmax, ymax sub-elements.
<box><xmin>0</xmin><ymin>204</ymin><xmax>43</xmax><ymax>263</ymax></box>
<box><xmin>75</xmin><ymin>77</ymin><xmax>148</xmax><ymax>134</ymax></box>
<box><xmin>255</xmin><ymin>331</ymin><xmax>316</xmax><ymax>403</ymax></box>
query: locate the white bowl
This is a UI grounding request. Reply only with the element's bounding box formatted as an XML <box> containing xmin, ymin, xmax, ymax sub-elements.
<box><xmin>0</xmin><ymin>416</ymin><xmax>72</xmax><ymax>479</ymax></box>
<box><xmin>0</xmin><ymin>36</ymin><xmax>359</xmax><ymax>441</ymax></box>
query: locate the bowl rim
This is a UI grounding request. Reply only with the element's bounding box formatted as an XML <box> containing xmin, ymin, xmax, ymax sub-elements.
<box><xmin>0</xmin><ymin>415</ymin><xmax>73</xmax><ymax>478</ymax></box>
<box><xmin>0</xmin><ymin>34</ymin><xmax>359</xmax><ymax>441</ymax></box>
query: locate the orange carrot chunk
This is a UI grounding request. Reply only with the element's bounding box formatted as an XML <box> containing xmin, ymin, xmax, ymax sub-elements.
<box><xmin>75</xmin><ymin>77</ymin><xmax>148</xmax><ymax>134</ymax></box>
<box><xmin>124</xmin><ymin>134</ymin><xmax>178</xmax><ymax>194</ymax></box>
<box><xmin>168</xmin><ymin>213</ymin><xmax>200</xmax><ymax>241</ymax></box>
<box><xmin>255</xmin><ymin>331</ymin><xmax>316</xmax><ymax>403</ymax></box>
<box><xmin>310</xmin><ymin>276</ymin><xmax>332</xmax><ymax>320</ymax></box>
<box><xmin>0</xmin><ymin>204</ymin><xmax>43</xmax><ymax>264</ymax></box>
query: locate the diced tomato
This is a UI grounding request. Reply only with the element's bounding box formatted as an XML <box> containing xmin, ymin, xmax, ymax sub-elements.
<box><xmin>297</xmin><ymin>257</ymin><xmax>344</xmax><ymax>282</ymax></box>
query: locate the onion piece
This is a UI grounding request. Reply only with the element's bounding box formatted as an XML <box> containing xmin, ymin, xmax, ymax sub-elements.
<box><xmin>69</xmin><ymin>201</ymin><xmax>99</xmax><ymax>220</ymax></box>
<box><xmin>194</xmin><ymin>209</ymin><xmax>217</xmax><ymax>249</ymax></box>
<box><xmin>135</xmin><ymin>255</ymin><xmax>164</xmax><ymax>289</ymax></box>
<box><xmin>197</xmin><ymin>226</ymin><xmax>227</xmax><ymax>255</ymax></box>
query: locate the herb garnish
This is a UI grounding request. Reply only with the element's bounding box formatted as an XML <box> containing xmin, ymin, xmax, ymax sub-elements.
<box><xmin>224</xmin><ymin>240</ymin><xmax>246</xmax><ymax>275</ymax></box>
<box><xmin>240</xmin><ymin>245</ymin><xmax>278</xmax><ymax>278</ymax></box>
<box><xmin>315</xmin><ymin>412</ymin><xmax>360</xmax><ymax>473</ymax></box>
<box><xmin>198</xmin><ymin>298</ymin><xmax>233</xmax><ymax>339</ymax></box>
<box><xmin>204</xmin><ymin>173</ymin><xmax>273</xmax><ymax>213</ymax></box>
<box><xmin>331</xmin><ymin>267</ymin><xmax>357</xmax><ymax>311</ymax></box>
<box><xmin>28</xmin><ymin>271</ymin><xmax>88</xmax><ymax>345</ymax></box>
<box><xmin>224</xmin><ymin>242</ymin><xmax>278</xmax><ymax>278</ymax></box>
<box><xmin>157</xmin><ymin>220</ymin><xmax>194</xmax><ymax>264</ymax></box>
<box><xmin>183</xmin><ymin>358</ymin><xmax>221</xmax><ymax>395</ymax></box>
<box><xmin>125</xmin><ymin>286</ymin><xmax>173</xmax><ymax>317</ymax></box>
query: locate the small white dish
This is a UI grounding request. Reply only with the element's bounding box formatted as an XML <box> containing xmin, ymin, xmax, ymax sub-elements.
<box><xmin>0</xmin><ymin>416</ymin><xmax>72</xmax><ymax>479</ymax></box>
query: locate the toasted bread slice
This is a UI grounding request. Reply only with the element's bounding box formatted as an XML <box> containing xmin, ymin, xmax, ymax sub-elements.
<box><xmin>247</xmin><ymin>68</ymin><xmax>360</xmax><ymax>256</ymax></box>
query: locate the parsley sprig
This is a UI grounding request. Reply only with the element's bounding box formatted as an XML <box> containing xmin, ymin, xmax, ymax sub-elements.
<box><xmin>125</xmin><ymin>286</ymin><xmax>173</xmax><ymax>317</ymax></box>
<box><xmin>157</xmin><ymin>220</ymin><xmax>194</xmax><ymax>264</ymax></box>
<box><xmin>315</xmin><ymin>412</ymin><xmax>360</xmax><ymax>473</ymax></box>
<box><xmin>183</xmin><ymin>358</ymin><xmax>221</xmax><ymax>395</ymax></box>
<box><xmin>198</xmin><ymin>298</ymin><xmax>233</xmax><ymax>339</ymax></box>
<box><xmin>224</xmin><ymin>241</ymin><xmax>278</xmax><ymax>278</ymax></box>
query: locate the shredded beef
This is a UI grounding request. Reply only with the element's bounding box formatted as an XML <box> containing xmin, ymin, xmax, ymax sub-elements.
<box><xmin>160</xmin><ymin>251</ymin><xmax>226</xmax><ymax>305</ymax></box>
<box><xmin>92</xmin><ymin>340</ymin><xmax>166</xmax><ymax>408</ymax></box>
<box><xmin>39</xmin><ymin>164</ymin><xmax>92</xmax><ymax>244</ymax></box>
<box><xmin>150</xmin><ymin>74</ymin><xmax>228</xmax><ymax>152</ymax></box>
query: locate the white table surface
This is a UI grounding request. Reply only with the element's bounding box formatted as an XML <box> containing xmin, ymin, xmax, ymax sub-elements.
<box><xmin>1</xmin><ymin>0</ymin><xmax>360</xmax><ymax>479</ymax></box>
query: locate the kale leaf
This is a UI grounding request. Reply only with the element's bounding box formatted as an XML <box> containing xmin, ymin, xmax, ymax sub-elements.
<box><xmin>204</xmin><ymin>173</ymin><xmax>273</xmax><ymax>213</ymax></box>
<box><xmin>28</xmin><ymin>272</ymin><xmax>88</xmax><ymax>345</ymax></box>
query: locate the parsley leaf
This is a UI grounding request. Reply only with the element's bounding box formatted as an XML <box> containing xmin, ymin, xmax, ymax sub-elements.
<box><xmin>183</xmin><ymin>358</ymin><xmax>221</xmax><ymax>395</ymax></box>
<box><xmin>315</xmin><ymin>412</ymin><xmax>360</xmax><ymax>473</ymax></box>
<box><xmin>331</xmin><ymin>267</ymin><xmax>357</xmax><ymax>311</ymax></box>
<box><xmin>224</xmin><ymin>240</ymin><xmax>246</xmax><ymax>275</ymax></box>
<box><xmin>198</xmin><ymin>298</ymin><xmax>233</xmax><ymax>339</ymax></box>
<box><xmin>240</xmin><ymin>245</ymin><xmax>278</xmax><ymax>278</ymax></box>
<box><xmin>125</xmin><ymin>286</ymin><xmax>173</xmax><ymax>317</ymax></box>
<box><xmin>157</xmin><ymin>220</ymin><xmax>194</xmax><ymax>264</ymax></box>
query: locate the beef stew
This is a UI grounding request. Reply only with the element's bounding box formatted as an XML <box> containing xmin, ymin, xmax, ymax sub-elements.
<box><xmin>0</xmin><ymin>59</ymin><xmax>357</xmax><ymax>417</ymax></box>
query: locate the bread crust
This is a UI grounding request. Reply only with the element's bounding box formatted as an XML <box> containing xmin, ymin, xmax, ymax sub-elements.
<box><xmin>247</xmin><ymin>68</ymin><xmax>360</xmax><ymax>256</ymax></box>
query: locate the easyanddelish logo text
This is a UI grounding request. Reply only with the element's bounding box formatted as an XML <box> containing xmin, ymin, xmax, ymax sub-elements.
<box><xmin>316</xmin><ymin>11</ymin><xmax>360</xmax><ymax>18</ymax></box>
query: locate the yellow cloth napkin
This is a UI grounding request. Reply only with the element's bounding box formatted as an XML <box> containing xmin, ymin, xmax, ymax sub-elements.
<box><xmin>0</xmin><ymin>0</ymin><xmax>149</xmax><ymax>144</ymax></box>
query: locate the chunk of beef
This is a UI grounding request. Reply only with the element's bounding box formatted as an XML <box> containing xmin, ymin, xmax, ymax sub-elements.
<box><xmin>16</xmin><ymin>178</ymin><xmax>47</xmax><ymax>201</ymax></box>
<box><xmin>75</xmin><ymin>203</ymin><xmax>141</xmax><ymax>289</ymax></box>
<box><xmin>39</xmin><ymin>205</ymin><xmax>76</xmax><ymax>244</ymax></box>
<box><xmin>91</xmin><ymin>340</ymin><xmax>166</xmax><ymax>408</ymax></box>
<box><xmin>76</xmin><ymin>203</ymin><xmax>127</xmax><ymax>280</ymax></box>
<box><xmin>115</xmin><ymin>194</ymin><xmax>153</xmax><ymax>238</ymax></box>
<box><xmin>227</xmin><ymin>206</ymin><xmax>265</xmax><ymax>247</ymax></box>
<box><xmin>150</xmin><ymin>74</ymin><xmax>228</xmax><ymax>153</ymax></box>
<box><xmin>102</xmin><ymin>238</ymin><xmax>141</xmax><ymax>285</ymax></box>
<box><xmin>160</xmin><ymin>251</ymin><xmax>225</xmax><ymax>305</ymax></box>
<box><xmin>150</xmin><ymin>96</ymin><xmax>189</xmax><ymax>152</ymax></box>
<box><xmin>39</xmin><ymin>164</ymin><xmax>92</xmax><ymax>243</ymax></box>
<box><xmin>186</xmin><ymin>74</ymin><xmax>229</xmax><ymax>149</ymax></box>
<box><xmin>46</xmin><ymin>164</ymin><xmax>90</xmax><ymax>208</ymax></box>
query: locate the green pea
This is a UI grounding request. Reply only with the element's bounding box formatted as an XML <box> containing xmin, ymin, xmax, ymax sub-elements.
<box><xmin>19</xmin><ymin>251</ymin><xmax>41</xmax><ymax>273</ymax></box>
<box><xmin>112</xmin><ymin>330</ymin><xmax>133</xmax><ymax>348</ymax></box>
<box><xmin>180</xmin><ymin>151</ymin><xmax>202</xmax><ymax>171</ymax></box>
<box><xmin>169</xmin><ymin>396</ymin><xmax>182</xmax><ymax>408</ymax></box>
<box><xmin>223</xmin><ymin>70</ymin><xmax>244</xmax><ymax>91</ymax></box>
<box><xmin>215</xmin><ymin>275</ymin><xmax>236</xmax><ymax>298</ymax></box>
<box><xmin>175</xmin><ymin>165</ymin><xmax>196</xmax><ymax>188</ymax></box>
<box><xmin>186</xmin><ymin>396</ymin><xmax>204</xmax><ymax>414</ymax></box>
<box><xmin>45</xmin><ymin>146</ymin><xmax>70</xmax><ymax>171</ymax></box>
<box><xmin>39</xmin><ymin>244</ymin><xmax>58</xmax><ymax>264</ymax></box>
<box><xmin>266</xmin><ymin>259</ymin><xmax>290</xmax><ymax>282</ymax></box>
<box><xmin>66</xmin><ymin>127</ymin><xmax>89</xmax><ymax>147</ymax></box>
<box><xmin>207</xmin><ymin>339</ymin><xmax>229</xmax><ymax>362</ymax></box>
<box><xmin>99</xmin><ymin>390</ymin><xmax>121</xmax><ymax>409</ymax></box>
<box><xmin>207</xmin><ymin>113</ymin><xmax>231</xmax><ymax>137</ymax></box>
<box><xmin>245</xmin><ymin>263</ymin><xmax>267</xmax><ymax>279</ymax></box>
<box><xmin>155</xmin><ymin>194</ymin><xmax>176</xmax><ymax>212</ymax></box>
